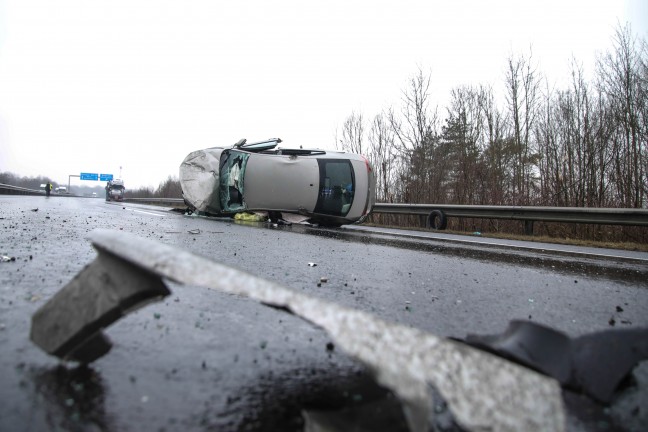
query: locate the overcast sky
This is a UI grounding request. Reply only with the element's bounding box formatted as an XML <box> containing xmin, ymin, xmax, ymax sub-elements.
<box><xmin>1</xmin><ymin>0</ymin><xmax>646</xmax><ymax>189</ymax></box>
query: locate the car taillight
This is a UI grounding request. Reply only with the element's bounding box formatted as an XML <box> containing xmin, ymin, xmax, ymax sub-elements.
<box><xmin>361</xmin><ymin>155</ymin><xmax>372</xmax><ymax>173</ymax></box>
<box><xmin>360</xmin><ymin>155</ymin><xmax>373</xmax><ymax>216</ymax></box>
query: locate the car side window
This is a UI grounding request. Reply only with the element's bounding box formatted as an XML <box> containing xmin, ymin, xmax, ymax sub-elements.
<box><xmin>314</xmin><ymin>160</ymin><xmax>355</xmax><ymax>216</ymax></box>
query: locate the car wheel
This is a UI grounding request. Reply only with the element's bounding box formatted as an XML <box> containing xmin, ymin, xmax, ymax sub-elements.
<box><xmin>426</xmin><ymin>210</ymin><xmax>447</xmax><ymax>230</ymax></box>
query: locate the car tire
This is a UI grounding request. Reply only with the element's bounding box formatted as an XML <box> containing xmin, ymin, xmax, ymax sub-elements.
<box><xmin>426</xmin><ymin>210</ymin><xmax>447</xmax><ymax>230</ymax></box>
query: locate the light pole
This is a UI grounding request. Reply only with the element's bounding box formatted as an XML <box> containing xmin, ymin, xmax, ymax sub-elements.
<box><xmin>68</xmin><ymin>174</ymin><xmax>80</xmax><ymax>193</ymax></box>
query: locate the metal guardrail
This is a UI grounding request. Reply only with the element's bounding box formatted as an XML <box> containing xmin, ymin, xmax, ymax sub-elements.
<box><xmin>0</xmin><ymin>183</ymin><xmax>90</xmax><ymax>198</ymax></box>
<box><xmin>0</xmin><ymin>183</ymin><xmax>45</xmax><ymax>196</ymax></box>
<box><xmin>124</xmin><ymin>197</ymin><xmax>648</xmax><ymax>234</ymax></box>
<box><xmin>7</xmin><ymin>185</ymin><xmax>645</xmax><ymax>235</ymax></box>
<box><xmin>372</xmin><ymin>203</ymin><xmax>648</xmax><ymax>234</ymax></box>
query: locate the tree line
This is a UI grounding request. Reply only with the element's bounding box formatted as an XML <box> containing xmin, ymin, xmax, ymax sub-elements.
<box><xmin>125</xmin><ymin>175</ymin><xmax>182</xmax><ymax>198</ymax></box>
<box><xmin>336</xmin><ymin>24</ymin><xmax>647</xmax><ymax>242</ymax></box>
<box><xmin>0</xmin><ymin>170</ymin><xmax>182</xmax><ymax>199</ymax></box>
<box><xmin>0</xmin><ymin>172</ymin><xmax>59</xmax><ymax>191</ymax></box>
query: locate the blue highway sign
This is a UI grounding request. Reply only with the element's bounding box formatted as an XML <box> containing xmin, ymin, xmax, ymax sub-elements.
<box><xmin>100</xmin><ymin>174</ymin><xmax>114</xmax><ymax>181</ymax></box>
<box><xmin>80</xmin><ymin>173</ymin><xmax>99</xmax><ymax>181</ymax></box>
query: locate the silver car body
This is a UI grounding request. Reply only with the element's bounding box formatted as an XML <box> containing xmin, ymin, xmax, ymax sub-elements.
<box><xmin>179</xmin><ymin>139</ymin><xmax>376</xmax><ymax>225</ymax></box>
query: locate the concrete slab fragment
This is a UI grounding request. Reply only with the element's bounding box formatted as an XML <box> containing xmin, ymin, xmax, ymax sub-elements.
<box><xmin>30</xmin><ymin>250</ymin><xmax>170</xmax><ymax>363</ymax></box>
<box><xmin>31</xmin><ymin>229</ymin><xmax>565</xmax><ymax>431</ymax></box>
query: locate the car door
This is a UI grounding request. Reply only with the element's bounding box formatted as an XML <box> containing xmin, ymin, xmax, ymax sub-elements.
<box><xmin>243</xmin><ymin>153</ymin><xmax>320</xmax><ymax>212</ymax></box>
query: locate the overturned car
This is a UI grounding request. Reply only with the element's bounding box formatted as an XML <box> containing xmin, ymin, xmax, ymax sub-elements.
<box><xmin>179</xmin><ymin>138</ymin><xmax>376</xmax><ymax>226</ymax></box>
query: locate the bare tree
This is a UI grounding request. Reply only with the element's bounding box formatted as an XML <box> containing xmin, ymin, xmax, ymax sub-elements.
<box><xmin>336</xmin><ymin>111</ymin><xmax>365</xmax><ymax>154</ymax></box>
<box><xmin>442</xmin><ymin>85</ymin><xmax>485</xmax><ymax>204</ymax></box>
<box><xmin>505</xmin><ymin>49</ymin><xmax>542</xmax><ymax>203</ymax></box>
<box><xmin>333</xmin><ymin>22</ymin><xmax>647</xmax><ymax>242</ymax></box>
<box><xmin>479</xmin><ymin>85</ymin><xmax>513</xmax><ymax>205</ymax></box>
<box><xmin>367</xmin><ymin>112</ymin><xmax>397</xmax><ymax>202</ymax></box>
<box><xmin>155</xmin><ymin>176</ymin><xmax>182</xmax><ymax>198</ymax></box>
<box><xmin>388</xmin><ymin>67</ymin><xmax>444</xmax><ymax>203</ymax></box>
<box><xmin>596</xmin><ymin>23</ymin><xmax>647</xmax><ymax>208</ymax></box>
<box><xmin>0</xmin><ymin>172</ymin><xmax>55</xmax><ymax>190</ymax></box>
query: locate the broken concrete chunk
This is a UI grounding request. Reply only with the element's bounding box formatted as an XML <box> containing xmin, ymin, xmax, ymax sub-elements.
<box><xmin>30</xmin><ymin>249</ymin><xmax>170</xmax><ymax>363</ymax></box>
<box><xmin>31</xmin><ymin>229</ymin><xmax>566</xmax><ymax>432</ymax></box>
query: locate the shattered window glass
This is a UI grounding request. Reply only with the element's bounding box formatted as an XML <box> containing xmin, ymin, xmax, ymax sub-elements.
<box><xmin>219</xmin><ymin>150</ymin><xmax>250</xmax><ymax>213</ymax></box>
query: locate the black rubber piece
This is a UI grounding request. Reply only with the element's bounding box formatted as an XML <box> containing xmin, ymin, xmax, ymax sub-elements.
<box><xmin>460</xmin><ymin>320</ymin><xmax>648</xmax><ymax>404</ymax></box>
<box><xmin>426</xmin><ymin>210</ymin><xmax>447</xmax><ymax>230</ymax></box>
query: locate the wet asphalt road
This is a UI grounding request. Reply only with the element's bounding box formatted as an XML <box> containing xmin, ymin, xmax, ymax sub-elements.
<box><xmin>1</xmin><ymin>195</ymin><xmax>647</xmax><ymax>431</ymax></box>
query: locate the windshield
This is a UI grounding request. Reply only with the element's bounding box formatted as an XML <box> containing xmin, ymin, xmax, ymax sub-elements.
<box><xmin>314</xmin><ymin>159</ymin><xmax>355</xmax><ymax>216</ymax></box>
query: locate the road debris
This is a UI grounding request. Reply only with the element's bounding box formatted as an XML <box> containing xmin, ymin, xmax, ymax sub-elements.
<box><xmin>461</xmin><ymin>320</ymin><xmax>648</xmax><ymax>404</ymax></box>
<box><xmin>187</xmin><ymin>229</ymin><xmax>201</xmax><ymax>235</ymax></box>
<box><xmin>308</xmin><ymin>262</ymin><xmax>317</xmax><ymax>267</ymax></box>
<box><xmin>1</xmin><ymin>255</ymin><xmax>16</xmax><ymax>262</ymax></box>
<box><xmin>30</xmin><ymin>229</ymin><xmax>566</xmax><ymax>432</ymax></box>
<box><xmin>30</xmin><ymin>246</ymin><xmax>171</xmax><ymax>363</ymax></box>
<box><xmin>234</xmin><ymin>212</ymin><xmax>267</xmax><ymax>222</ymax></box>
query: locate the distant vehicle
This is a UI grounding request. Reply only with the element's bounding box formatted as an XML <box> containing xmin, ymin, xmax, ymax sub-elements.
<box><xmin>55</xmin><ymin>186</ymin><xmax>67</xmax><ymax>194</ymax></box>
<box><xmin>92</xmin><ymin>192</ymin><xmax>97</xmax><ymax>197</ymax></box>
<box><xmin>180</xmin><ymin>138</ymin><xmax>376</xmax><ymax>226</ymax></box>
<box><xmin>106</xmin><ymin>179</ymin><xmax>125</xmax><ymax>202</ymax></box>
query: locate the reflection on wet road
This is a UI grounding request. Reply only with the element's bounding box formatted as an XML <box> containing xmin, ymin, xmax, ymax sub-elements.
<box><xmin>283</xmin><ymin>223</ymin><xmax>648</xmax><ymax>286</ymax></box>
<box><xmin>30</xmin><ymin>366</ymin><xmax>113</xmax><ymax>432</ymax></box>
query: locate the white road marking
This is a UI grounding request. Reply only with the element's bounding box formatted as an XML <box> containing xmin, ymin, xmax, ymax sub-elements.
<box><xmin>132</xmin><ymin>209</ymin><xmax>165</xmax><ymax>217</ymax></box>
<box><xmin>354</xmin><ymin>227</ymin><xmax>648</xmax><ymax>264</ymax></box>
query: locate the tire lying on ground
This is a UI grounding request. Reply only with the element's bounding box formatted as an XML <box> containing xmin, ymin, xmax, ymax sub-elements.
<box><xmin>426</xmin><ymin>210</ymin><xmax>447</xmax><ymax>230</ymax></box>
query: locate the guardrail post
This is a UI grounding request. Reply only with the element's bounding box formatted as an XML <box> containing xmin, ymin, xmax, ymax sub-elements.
<box><xmin>524</xmin><ymin>220</ymin><xmax>534</xmax><ymax>236</ymax></box>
